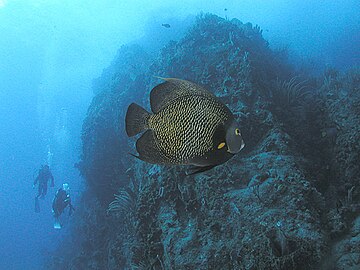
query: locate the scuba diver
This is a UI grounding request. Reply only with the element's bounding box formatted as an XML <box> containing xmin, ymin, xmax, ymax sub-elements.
<box><xmin>52</xmin><ymin>183</ymin><xmax>75</xmax><ymax>229</ymax></box>
<box><xmin>33</xmin><ymin>164</ymin><xmax>54</xmax><ymax>212</ymax></box>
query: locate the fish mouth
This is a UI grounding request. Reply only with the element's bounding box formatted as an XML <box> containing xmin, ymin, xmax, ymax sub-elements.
<box><xmin>240</xmin><ymin>140</ymin><xmax>245</xmax><ymax>151</ymax></box>
<box><xmin>227</xmin><ymin>140</ymin><xmax>245</xmax><ymax>154</ymax></box>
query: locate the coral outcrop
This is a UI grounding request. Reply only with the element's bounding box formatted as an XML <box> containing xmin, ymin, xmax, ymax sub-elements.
<box><xmin>49</xmin><ymin>14</ymin><xmax>360</xmax><ymax>270</ymax></box>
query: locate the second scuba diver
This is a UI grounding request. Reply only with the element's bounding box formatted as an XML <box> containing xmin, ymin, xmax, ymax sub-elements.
<box><xmin>52</xmin><ymin>183</ymin><xmax>75</xmax><ymax>229</ymax></box>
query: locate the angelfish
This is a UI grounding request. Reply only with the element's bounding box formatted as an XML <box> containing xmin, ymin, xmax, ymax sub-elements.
<box><xmin>125</xmin><ymin>78</ymin><xmax>245</xmax><ymax>174</ymax></box>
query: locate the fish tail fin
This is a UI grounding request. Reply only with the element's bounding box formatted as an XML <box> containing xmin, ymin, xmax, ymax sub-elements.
<box><xmin>125</xmin><ymin>103</ymin><xmax>151</xmax><ymax>137</ymax></box>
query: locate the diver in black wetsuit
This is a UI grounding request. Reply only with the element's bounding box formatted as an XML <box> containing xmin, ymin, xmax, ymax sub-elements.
<box><xmin>33</xmin><ymin>165</ymin><xmax>54</xmax><ymax>212</ymax></box>
<box><xmin>33</xmin><ymin>164</ymin><xmax>54</xmax><ymax>198</ymax></box>
<box><xmin>52</xmin><ymin>183</ymin><xmax>75</xmax><ymax>229</ymax></box>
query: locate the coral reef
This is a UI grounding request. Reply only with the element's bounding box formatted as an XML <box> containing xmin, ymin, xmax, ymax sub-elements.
<box><xmin>49</xmin><ymin>14</ymin><xmax>360</xmax><ymax>269</ymax></box>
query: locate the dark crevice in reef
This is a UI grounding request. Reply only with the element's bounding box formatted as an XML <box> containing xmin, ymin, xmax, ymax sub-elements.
<box><xmin>49</xmin><ymin>14</ymin><xmax>360</xmax><ymax>270</ymax></box>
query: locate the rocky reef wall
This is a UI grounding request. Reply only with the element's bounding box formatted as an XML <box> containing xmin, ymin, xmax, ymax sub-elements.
<box><xmin>50</xmin><ymin>14</ymin><xmax>360</xmax><ymax>270</ymax></box>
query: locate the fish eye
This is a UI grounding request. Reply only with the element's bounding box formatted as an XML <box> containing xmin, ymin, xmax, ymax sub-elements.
<box><xmin>235</xmin><ymin>128</ymin><xmax>240</xmax><ymax>136</ymax></box>
<box><xmin>217</xmin><ymin>142</ymin><xmax>226</xmax><ymax>149</ymax></box>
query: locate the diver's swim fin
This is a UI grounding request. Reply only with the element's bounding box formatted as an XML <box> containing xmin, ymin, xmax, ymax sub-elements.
<box><xmin>54</xmin><ymin>218</ymin><xmax>61</xmax><ymax>229</ymax></box>
<box><xmin>34</xmin><ymin>197</ymin><xmax>40</xmax><ymax>213</ymax></box>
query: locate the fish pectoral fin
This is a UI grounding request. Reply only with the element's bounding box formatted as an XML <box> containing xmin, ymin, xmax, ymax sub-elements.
<box><xmin>136</xmin><ymin>130</ymin><xmax>167</xmax><ymax>164</ymax></box>
<box><xmin>185</xmin><ymin>165</ymin><xmax>216</xmax><ymax>175</ymax></box>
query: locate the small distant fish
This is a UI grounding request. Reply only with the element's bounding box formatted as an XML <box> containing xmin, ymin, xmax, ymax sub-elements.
<box><xmin>125</xmin><ymin>78</ymin><xmax>245</xmax><ymax>174</ymax></box>
<box><xmin>224</xmin><ymin>8</ymin><xmax>228</xmax><ymax>11</ymax></box>
<box><xmin>162</xmin><ymin>23</ymin><xmax>171</xmax><ymax>28</ymax></box>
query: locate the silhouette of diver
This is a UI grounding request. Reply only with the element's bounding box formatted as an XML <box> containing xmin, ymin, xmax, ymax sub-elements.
<box><xmin>33</xmin><ymin>164</ymin><xmax>54</xmax><ymax>212</ymax></box>
<box><xmin>52</xmin><ymin>183</ymin><xmax>75</xmax><ymax>229</ymax></box>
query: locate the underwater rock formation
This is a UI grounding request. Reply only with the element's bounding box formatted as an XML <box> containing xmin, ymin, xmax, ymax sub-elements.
<box><xmin>79</xmin><ymin>45</ymin><xmax>152</xmax><ymax>203</ymax></box>
<box><xmin>50</xmin><ymin>14</ymin><xmax>360</xmax><ymax>269</ymax></box>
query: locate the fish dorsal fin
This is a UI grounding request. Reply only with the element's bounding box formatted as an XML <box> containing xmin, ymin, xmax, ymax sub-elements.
<box><xmin>150</xmin><ymin>77</ymin><xmax>215</xmax><ymax>113</ymax></box>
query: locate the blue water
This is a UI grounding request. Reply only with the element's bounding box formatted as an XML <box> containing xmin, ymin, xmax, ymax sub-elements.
<box><xmin>0</xmin><ymin>1</ymin><xmax>359</xmax><ymax>269</ymax></box>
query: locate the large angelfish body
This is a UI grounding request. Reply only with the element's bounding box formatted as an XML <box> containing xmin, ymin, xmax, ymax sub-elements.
<box><xmin>125</xmin><ymin>78</ymin><xmax>245</xmax><ymax>174</ymax></box>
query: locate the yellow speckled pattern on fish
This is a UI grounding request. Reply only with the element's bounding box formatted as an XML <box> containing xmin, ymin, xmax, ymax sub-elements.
<box><xmin>148</xmin><ymin>95</ymin><xmax>229</xmax><ymax>164</ymax></box>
